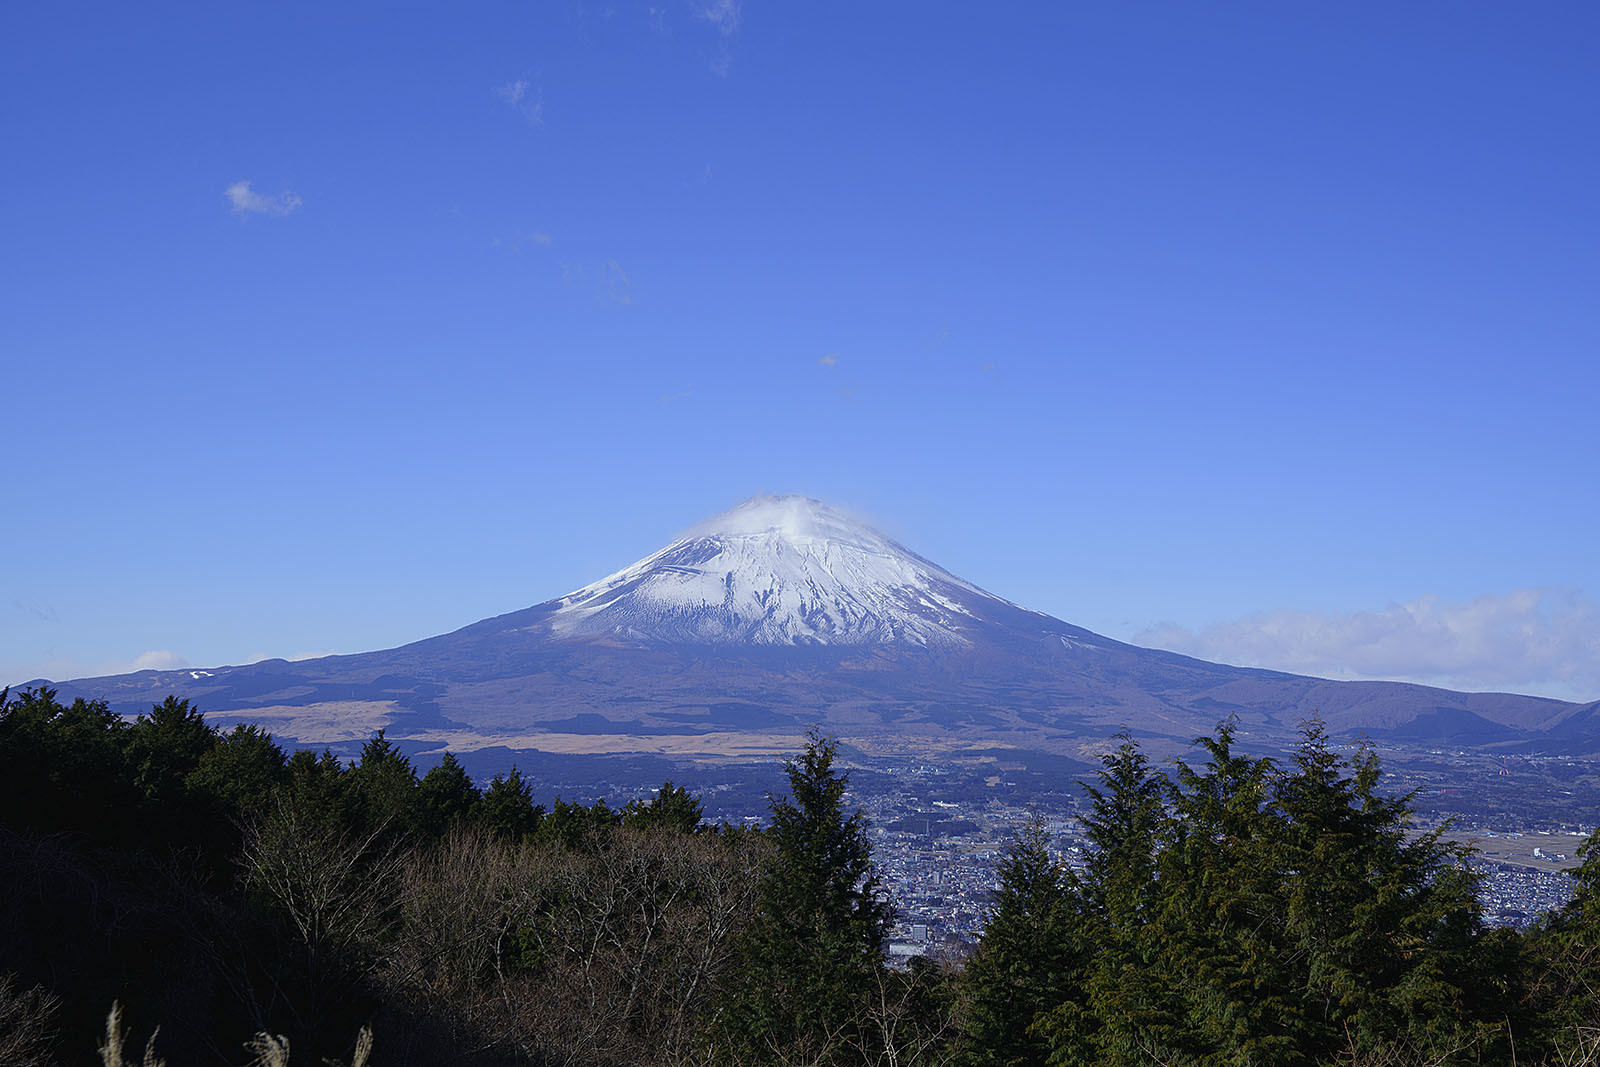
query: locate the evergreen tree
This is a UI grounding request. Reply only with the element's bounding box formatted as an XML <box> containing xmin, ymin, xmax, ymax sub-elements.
<box><xmin>0</xmin><ymin>687</ymin><xmax>136</xmax><ymax>839</ymax></box>
<box><xmin>282</xmin><ymin>747</ymin><xmax>353</xmax><ymax>837</ymax></box>
<box><xmin>478</xmin><ymin>766</ymin><xmax>543</xmax><ymax>842</ymax></box>
<box><xmin>1038</xmin><ymin>731</ymin><xmax>1176</xmax><ymax>1067</ymax></box>
<box><xmin>126</xmin><ymin>695</ymin><xmax>217</xmax><ymax>802</ymax></box>
<box><xmin>348</xmin><ymin>729</ymin><xmax>419</xmax><ymax>835</ymax></box>
<box><xmin>960</xmin><ymin>816</ymin><xmax>1081</xmax><ymax>1067</ymax></box>
<box><xmin>1275</xmin><ymin>725</ymin><xmax>1506</xmax><ymax>1060</ymax></box>
<box><xmin>623</xmin><ymin>780</ymin><xmax>705</xmax><ymax>834</ymax></box>
<box><xmin>1030</xmin><ymin>722</ymin><xmax>1512</xmax><ymax>1066</ymax></box>
<box><xmin>1078</xmin><ymin>732</ymin><xmax>1167</xmax><ymax>922</ymax></box>
<box><xmin>1156</xmin><ymin>723</ymin><xmax>1294</xmax><ymax>1064</ymax></box>
<box><xmin>719</xmin><ymin>731</ymin><xmax>892</xmax><ymax>1064</ymax></box>
<box><xmin>539</xmin><ymin>795</ymin><xmax>620</xmax><ymax>850</ymax></box>
<box><xmin>1529</xmin><ymin>817</ymin><xmax>1600</xmax><ymax>1052</ymax></box>
<box><xmin>416</xmin><ymin>751</ymin><xmax>481</xmax><ymax>837</ymax></box>
<box><xmin>188</xmin><ymin>722</ymin><xmax>287</xmax><ymax>812</ymax></box>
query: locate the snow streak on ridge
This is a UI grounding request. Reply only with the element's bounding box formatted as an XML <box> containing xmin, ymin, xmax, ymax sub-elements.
<box><xmin>546</xmin><ymin>496</ymin><xmax>1008</xmax><ymax>646</ymax></box>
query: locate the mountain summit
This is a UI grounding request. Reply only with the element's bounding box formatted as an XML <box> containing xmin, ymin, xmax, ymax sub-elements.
<box><xmin>38</xmin><ymin>496</ymin><xmax>1597</xmax><ymax>761</ymax></box>
<box><xmin>546</xmin><ymin>496</ymin><xmax>1001</xmax><ymax>647</ymax></box>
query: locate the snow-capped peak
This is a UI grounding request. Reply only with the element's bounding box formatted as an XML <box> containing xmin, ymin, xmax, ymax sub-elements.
<box><xmin>546</xmin><ymin>495</ymin><xmax>1005</xmax><ymax>647</ymax></box>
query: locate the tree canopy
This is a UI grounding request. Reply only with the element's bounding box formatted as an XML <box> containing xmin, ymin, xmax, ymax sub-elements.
<box><xmin>8</xmin><ymin>688</ymin><xmax>1600</xmax><ymax>1066</ymax></box>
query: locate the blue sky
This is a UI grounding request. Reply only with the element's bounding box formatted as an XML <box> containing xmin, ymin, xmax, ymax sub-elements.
<box><xmin>4</xmin><ymin>2</ymin><xmax>1598</xmax><ymax>701</ymax></box>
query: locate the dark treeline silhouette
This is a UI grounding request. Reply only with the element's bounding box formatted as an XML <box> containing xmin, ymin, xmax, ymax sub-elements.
<box><xmin>5</xmin><ymin>687</ymin><xmax>1600</xmax><ymax>1065</ymax></box>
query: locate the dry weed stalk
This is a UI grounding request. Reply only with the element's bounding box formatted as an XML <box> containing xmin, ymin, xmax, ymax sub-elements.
<box><xmin>244</xmin><ymin>1030</ymin><xmax>291</xmax><ymax>1067</ymax></box>
<box><xmin>245</xmin><ymin>1023</ymin><xmax>373</xmax><ymax>1067</ymax></box>
<box><xmin>97</xmin><ymin>1003</ymin><xmax>164</xmax><ymax>1067</ymax></box>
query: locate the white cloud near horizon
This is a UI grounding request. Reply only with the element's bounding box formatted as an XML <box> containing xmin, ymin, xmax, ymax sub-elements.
<box><xmin>131</xmin><ymin>649</ymin><xmax>189</xmax><ymax>672</ymax></box>
<box><xmin>5</xmin><ymin>650</ymin><xmax>190</xmax><ymax>686</ymax></box>
<box><xmin>1135</xmin><ymin>587</ymin><xmax>1600</xmax><ymax>703</ymax></box>
<box><xmin>225</xmin><ymin>180</ymin><xmax>302</xmax><ymax>217</ymax></box>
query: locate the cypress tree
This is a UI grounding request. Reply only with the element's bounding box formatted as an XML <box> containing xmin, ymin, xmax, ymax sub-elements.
<box><xmin>1027</xmin><ymin>722</ymin><xmax>1513</xmax><ymax>1066</ymax></box>
<box><xmin>1275</xmin><ymin>724</ymin><xmax>1502</xmax><ymax>1061</ymax></box>
<box><xmin>188</xmin><ymin>722</ymin><xmax>286</xmax><ymax>812</ymax></box>
<box><xmin>1048</xmin><ymin>731</ymin><xmax>1179</xmax><ymax>1067</ymax></box>
<box><xmin>720</xmin><ymin>730</ymin><xmax>892</xmax><ymax>1065</ymax></box>
<box><xmin>416</xmin><ymin>751</ymin><xmax>481</xmax><ymax>837</ymax></box>
<box><xmin>960</xmin><ymin>815</ymin><xmax>1082</xmax><ymax>1067</ymax></box>
<box><xmin>623</xmin><ymin>780</ymin><xmax>705</xmax><ymax>834</ymax></box>
<box><xmin>1158</xmin><ymin>723</ymin><xmax>1295</xmax><ymax>1064</ymax></box>
<box><xmin>348</xmin><ymin>729</ymin><xmax>419</xmax><ymax>835</ymax></box>
<box><xmin>127</xmin><ymin>695</ymin><xmax>217</xmax><ymax>802</ymax></box>
<box><xmin>478</xmin><ymin>766</ymin><xmax>543</xmax><ymax>843</ymax></box>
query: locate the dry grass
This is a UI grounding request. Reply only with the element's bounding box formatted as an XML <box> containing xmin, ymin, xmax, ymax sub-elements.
<box><xmin>97</xmin><ymin>1004</ymin><xmax>164</xmax><ymax>1067</ymax></box>
<box><xmin>99</xmin><ymin>1003</ymin><xmax>375</xmax><ymax>1067</ymax></box>
<box><xmin>221</xmin><ymin>701</ymin><xmax>402</xmax><ymax>743</ymax></box>
<box><xmin>0</xmin><ymin>973</ymin><xmax>60</xmax><ymax>1067</ymax></box>
<box><xmin>244</xmin><ymin>1025</ymin><xmax>372</xmax><ymax>1067</ymax></box>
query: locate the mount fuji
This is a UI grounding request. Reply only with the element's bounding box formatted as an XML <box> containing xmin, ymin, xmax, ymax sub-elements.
<box><xmin>547</xmin><ymin>495</ymin><xmax>1031</xmax><ymax>648</ymax></box>
<box><xmin>36</xmin><ymin>496</ymin><xmax>1600</xmax><ymax>769</ymax></box>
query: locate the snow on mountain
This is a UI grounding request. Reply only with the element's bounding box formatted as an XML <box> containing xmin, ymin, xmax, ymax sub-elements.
<box><xmin>40</xmin><ymin>494</ymin><xmax>1591</xmax><ymax>752</ymax></box>
<box><xmin>546</xmin><ymin>495</ymin><xmax>1010</xmax><ymax>647</ymax></box>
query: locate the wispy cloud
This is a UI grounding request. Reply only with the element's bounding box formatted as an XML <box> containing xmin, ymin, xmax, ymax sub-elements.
<box><xmin>495</xmin><ymin>79</ymin><xmax>544</xmax><ymax>126</ymax></box>
<box><xmin>491</xmin><ymin>229</ymin><xmax>553</xmax><ymax>252</ymax></box>
<box><xmin>225</xmin><ymin>180</ymin><xmax>302</xmax><ymax>218</ymax></box>
<box><xmin>1135</xmin><ymin>587</ymin><xmax>1600</xmax><ymax>702</ymax></box>
<box><xmin>818</xmin><ymin>352</ymin><xmax>839</xmax><ymax>368</ymax></box>
<box><xmin>600</xmin><ymin>258</ymin><xmax>633</xmax><ymax>304</ymax></box>
<box><xmin>697</xmin><ymin>0</ymin><xmax>740</xmax><ymax>34</ymax></box>
<box><xmin>10</xmin><ymin>599</ymin><xmax>60</xmax><ymax>624</ymax></box>
<box><xmin>559</xmin><ymin>258</ymin><xmax>636</xmax><ymax>306</ymax></box>
<box><xmin>695</xmin><ymin>0</ymin><xmax>742</xmax><ymax>75</ymax></box>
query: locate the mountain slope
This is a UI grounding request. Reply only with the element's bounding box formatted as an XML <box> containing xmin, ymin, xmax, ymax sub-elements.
<box><xmin>35</xmin><ymin>495</ymin><xmax>1595</xmax><ymax>759</ymax></box>
<box><xmin>545</xmin><ymin>496</ymin><xmax>996</xmax><ymax>647</ymax></box>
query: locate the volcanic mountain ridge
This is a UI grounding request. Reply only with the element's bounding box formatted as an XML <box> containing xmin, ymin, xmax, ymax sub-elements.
<box><xmin>37</xmin><ymin>496</ymin><xmax>1599</xmax><ymax>765</ymax></box>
